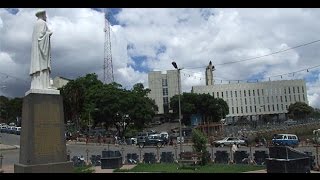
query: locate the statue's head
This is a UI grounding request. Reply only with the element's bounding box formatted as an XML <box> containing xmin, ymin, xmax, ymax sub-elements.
<box><xmin>35</xmin><ymin>10</ymin><xmax>47</xmax><ymax>21</ymax></box>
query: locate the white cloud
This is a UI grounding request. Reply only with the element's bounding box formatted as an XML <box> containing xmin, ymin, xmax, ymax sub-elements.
<box><xmin>1</xmin><ymin>8</ymin><xmax>320</xmax><ymax>109</ymax></box>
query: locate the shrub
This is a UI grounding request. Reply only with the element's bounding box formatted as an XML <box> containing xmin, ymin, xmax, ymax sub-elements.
<box><xmin>192</xmin><ymin>129</ymin><xmax>210</xmax><ymax>165</ymax></box>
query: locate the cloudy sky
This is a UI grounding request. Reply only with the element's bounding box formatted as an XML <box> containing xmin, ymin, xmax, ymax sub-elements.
<box><xmin>0</xmin><ymin>8</ymin><xmax>320</xmax><ymax>108</ymax></box>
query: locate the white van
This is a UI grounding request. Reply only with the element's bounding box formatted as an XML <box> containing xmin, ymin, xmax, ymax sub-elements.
<box><xmin>272</xmin><ymin>134</ymin><xmax>299</xmax><ymax>147</ymax></box>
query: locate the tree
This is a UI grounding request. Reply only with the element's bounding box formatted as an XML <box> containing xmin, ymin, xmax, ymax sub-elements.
<box><xmin>192</xmin><ymin>129</ymin><xmax>210</xmax><ymax>165</ymax></box>
<box><xmin>170</xmin><ymin>93</ymin><xmax>229</xmax><ymax>125</ymax></box>
<box><xmin>288</xmin><ymin>102</ymin><xmax>314</xmax><ymax>120</ymax></box>
<box><xmin>0</xmin><ymin>96</ymin><xmax>22</xmax><ymax>124</ymax></box>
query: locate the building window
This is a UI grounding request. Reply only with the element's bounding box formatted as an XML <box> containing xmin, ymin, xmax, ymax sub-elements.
<box><xmin>254</xmin><ymin>106</ymin><xmax>257</xmax><ymax>113</ymax></box>
<box><xmin>303</xmin><ymin>95</ymin><xmax>305</xmax><ymax>101</ymax></box>
<box><xmin>232</xmin><ymin>107</ymin><xmax>234</xmax><ymax>114</ymax></box>
<box><xmin>263</xmin><ymin>106</ymin><xmax>266</xmax><ymax>111</ymax></box>
<box><xmin>217</xmin><ymin>92</ymin><xmax>219</xmax><ymax>98</ymax></box>
<box><xmin>277</xmin><ymin>104</ymin><xmax>279</xmax><ymax>111</ymax></box>
<box><xmin>221</xmin><ymin>92</ymin><xmax>224</xmax><ymax>98</ymax></box>
<box><xmin>289</xmin><ymin>95</ymin><xmax>292</xmax><ymax>102</ymax></box>
<box><xmin>293</xmin><ymin>87</ymin><xmax>295</xmax><ymax>93</ymax></box>
<box><xmin>281</xmin><ymin>104</ymin><xmax>284</xmax><ymax>111</ymax></box>
<box><xmin>249</xmin><ymin>98</ymin><xmax>252</xmax><ymax>105</ymax></box>
<box><xmin>162</xmin><ymin>79</ymin><xmax>167</xmax><ymax>86</ymax></box>
<box><xmin>254</xmin><ymin>97</ymin><xmax>256</xmax><ymax>104</ymax></box>
<box><xmin>226</xmin><ymin>91</ymin><xmax>228</xmax><ymax>98</ymax></box>
<box><xmin>288</xmin><ymin>87</ymin><xmax>291</xmax><ymax>94</ymax></box>
<box><xmin>235</xmin><ymin>91</ymin><xmax>237</xmax><ymax>97</ymax></box>
<box><xmin>163</xmin><ymin>97</ymin><xmax>168</xmax><ymax>104</ymax></box>
<box><xmin>285</xmin><ymin>96</ymin><xmax>287</xmax><ymax>102</ymax></box>
<box><xmin>163</xmin><ymin>88</ymin><xmax>168</xmax><ymax>96</ymax></box>
<box><xmin>257</xmin><ymin>89</ymin><xmax>260</xmax><ymax>96</ymax></box>
<box><xmin>245</xmin><ymin>98</ymin><xmax>247</xmax><ymax>105</ymax></box>
<box><xmin>272</xmin><ymin>105</ymin><xmax>275</xmax><ymax>111</ymax></box>
<box><xmin>284</xmin><ymin>88</ymin><xmax>286</xmax><ymax>94</ymax></box>
<box><xmin>298</xmin><ymin>95</ymin><xmax>301</xmax><ymax>102</ymax></box>
<box><xmin>297</xmin><ymin>87</ymin><xmax>300</xmax><ymax>93</ymax></box>
<box><xmin>271</xmin><ymin>96</ymin><xmax>274</xmax><ymax>103</ymax></box>
<box><xmin>262</xmin><ymin>89</ymin><xmax>264</xmax><ymax>96</ymax></box>
<box><xmin>280</xmin><ymin>96</ymin><xmax>283</xmax><ymax>103</ymax></box>
<box><xmin>249</xmin><ymin>90</ymin><xmax>251</xmax><ymax>97</ymax></box>
<box><xmin>240</xmin><ymin>90</ymin><xmax>242</xmax><ymax>97</ymax></box>
<box><xmin>267</xmin><ymin>97</ymin><xmax>269</xmax><ymax>103</ymax></box>
<box><xmin>268</xmin><ymin>105</ymin><xmax>270</xmax><ymax>111</ymax></box>
<box><xmin>294</xmin><ymin>95</ymin><xmax>296</xmax><ymax>102</ymax></box>
<box><xmin>286</xmin><ymin>105</ymin><xmax>288</xmax><ymax>110</ymax></box>
<box><xmin>244</xmin><ymin>90</ymin><xmax>246</xmax><ymax>97</ymax></box>
<box><xmin>212</xmin><ymin>92</ymin><xmax>215</xmax><ymax>98</ymax></box>
<box><xmin>241</xmin><ymin>107</ymin><xmax>243</xmax><ymax>113</ymax></box>
<box><xmin>231</xmin><ymin>99</ymin><xmax>234</xmax><ymax>106</ymax></box>
<box><xmin>245</xmin><ymin>106</ymin><xmax>248</xmax><ymax>113</ymax></box>
<box><xmin>250</xmin><ymin>106</ymin><xmax>252</xmax><ymax>113</ymax></box>
<box><xmin>258</xmin><ymin>97</ymin><xmax>261</xmax><ymax>104</ymax></box>
<box><xmin>231</xmin><ymin>91</ymin><xmax>233</xmax><ymax>98</ymax></box>
<box><xmin>302</xmin><ymin>86</ymin><xmax>304</xmax><ymax>93</ymax></box>
<box><xmin>240</xmin><ymin>98</ymin><xmax>243</xmax><ymax>106</ymax></box>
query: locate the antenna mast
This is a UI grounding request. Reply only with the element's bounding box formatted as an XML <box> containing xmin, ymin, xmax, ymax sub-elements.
<box><xmin>103</xmin><ymin>8</ymin><xmax>114</xmax><ymax>84</ymax></box>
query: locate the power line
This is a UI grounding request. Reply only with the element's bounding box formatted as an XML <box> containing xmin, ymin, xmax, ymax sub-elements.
<box><xmin>180</xmin><ymin>63</ymin><xmax>320</xmax><ymax>83</ymax></box>
<box><xmin>183</xmin><ymin>39</ymin><xmax>320</xmax><ymax>69</ymax></box>
<box><xmin>0</xmin><ymin>72</ymin><xmax>29</xmax><ymax>84</ymax></box>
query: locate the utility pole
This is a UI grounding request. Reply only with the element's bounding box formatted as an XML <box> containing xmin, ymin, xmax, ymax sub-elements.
<box><xmin>172</xmin><ymin>61</ymin><xmax>183</xmax><ymax>156</ymax></box>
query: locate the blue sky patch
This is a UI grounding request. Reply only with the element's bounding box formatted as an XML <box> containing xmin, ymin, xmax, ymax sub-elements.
<box><xmin>130</xmin><ymin>55</ymin><xmax>149</xmax><ymax>73</ymax></box>
<box><xmin>92</xmin><ymin>8</ymin><xmax>121</xmax><ymax>25</ymax></box>
<box><xmin>5</xmin><ymin>8</ymin><xmax>19</xmax><ymax>15</ymax></box>
<box><xmin>156</xmin><ymin>45</ymin><xmax>166</xmax><ymax>55</ymax></box>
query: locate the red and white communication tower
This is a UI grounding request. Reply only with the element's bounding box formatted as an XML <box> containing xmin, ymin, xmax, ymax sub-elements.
<box><xmin>103</xmin><ymin>8</ymin><xmax>114</xmax><ymax>84</ymax></box>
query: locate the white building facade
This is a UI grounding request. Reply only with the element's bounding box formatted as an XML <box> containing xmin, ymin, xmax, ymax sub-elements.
<box><xmin>148</xmin><ymin>70</ymin><xmax>179</xmax><ymax>114</ymax></box>
<box><xmin>52</xmin><ymin>76</ymin><xmax>70</xmax><ymax>89</ymax></box>
<box><xmin>192</xmin><ymin>79</ymin><xmax>308</xmax><ymax>124</ymax></box>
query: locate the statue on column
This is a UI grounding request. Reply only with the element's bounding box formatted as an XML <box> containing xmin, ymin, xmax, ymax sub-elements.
<box><xmin>29</xmin><ymin>9</ymin><xmax>53</xmax><ymax>90</ymax></box>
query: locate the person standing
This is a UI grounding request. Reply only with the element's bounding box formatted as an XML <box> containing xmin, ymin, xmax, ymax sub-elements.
<box><xmin>231</xmin><ymin>143</ymin><xmax>238</xmax><ymax>163</ymax></box>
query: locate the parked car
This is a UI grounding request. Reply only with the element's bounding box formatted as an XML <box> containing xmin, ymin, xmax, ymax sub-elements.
<box><xmin>137</xmin><ymin>134</ymin><xmax>165</xmax><ymax>148</ymax></box>
<box><xmin>0</xmin><ymin>125</ymin><xmax>7</xmax><ymax>133</ymax></box>
<box><xmin>213</xmin><ymin>137</ymin><xmax>247</xmax><ymax>147</ymax></box>
<box><xmin>7</xmin><ymin>126</ymin><xmax>16</xmax><ymax>134</ymax></box>
<box><xmin>15</xmin><ymin>127</ymin><xmax>21</xmax><ymax>135</ymax></box>
<box><xmin>284</xmin><ymin>119</ymin><xmax>298</xmax><ymax>126</ymax></box>
<box><xmin>272</xmin><ymin>134</ymin><xmax>299</xmax><ymax>147</ymax></box>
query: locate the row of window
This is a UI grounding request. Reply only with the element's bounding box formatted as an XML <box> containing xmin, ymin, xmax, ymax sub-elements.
<box><xmin>213</xmin><ymin>86</ymin><xmax>305</xmax><ymax>99</ymax></box>
<box><xmin>227</xmin><ymin>94</ymin><xmax>306</xmax><ymax>106</ymax></box>
<box><xmin>230</xmin><ymin>104</ymin><xmax>289</xmax><ymax>114</ymax></box>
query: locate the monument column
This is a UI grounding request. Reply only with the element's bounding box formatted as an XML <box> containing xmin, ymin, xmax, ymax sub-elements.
<box><xmin>14</xmin><ymin>9</ymin><xmax>73</xmax><ymax>173</ymax></box>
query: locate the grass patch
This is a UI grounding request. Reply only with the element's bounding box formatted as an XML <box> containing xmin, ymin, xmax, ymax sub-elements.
<box><xmin>73</xmin><ymin>165</ymin><xmax>95</xmax><ymax>173</ymax></box>
<box><xmin>114</xmin><ymin>163</ymin><xmax>265</xmax><ymax>173</ymax></box>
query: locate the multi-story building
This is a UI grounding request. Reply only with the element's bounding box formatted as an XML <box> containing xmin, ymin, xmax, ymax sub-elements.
<box><xmin>148</xmin><ymin>70</ymin><xmax>179</xmax><ymax>114</ymax></box>
<box><xmin>192</xmin><ymin>63</ymin><xmax>308</xmax><ymax>124</ymax></box>
<box><xmin>51</xmin><ymin>76</ymin><xmax>70</xmax><ymax>89</ymax></box>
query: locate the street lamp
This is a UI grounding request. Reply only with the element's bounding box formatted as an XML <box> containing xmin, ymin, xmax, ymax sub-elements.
<box><xmin>172</xmin><ymin>61</ymin><xmax>183</xmax><ymax>155</ymax></box>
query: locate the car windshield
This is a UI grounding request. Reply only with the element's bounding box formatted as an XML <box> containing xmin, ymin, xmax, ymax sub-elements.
<box><xmin>273</xmin><ymin>134</ymin><xmax>283</xmax><ymax>139</ymax></box>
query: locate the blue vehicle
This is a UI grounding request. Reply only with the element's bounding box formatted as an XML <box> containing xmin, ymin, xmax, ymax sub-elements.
<box><xmin>272</xmin><ymin>134</ymin><xmax>299</xmax><ymax>147</ymax></box>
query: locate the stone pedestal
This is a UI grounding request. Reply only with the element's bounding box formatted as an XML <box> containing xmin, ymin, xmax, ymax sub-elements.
<box><xmin>14</xmin><ymin>93</ymin><xmax>73</xmax><ymax>173</ymax></box>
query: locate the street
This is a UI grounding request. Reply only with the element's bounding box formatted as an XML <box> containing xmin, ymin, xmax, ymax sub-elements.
<box><xmin>1</xmin><ymin>133</ymin><xmax>319</xmax><ymax>169</ymax></box>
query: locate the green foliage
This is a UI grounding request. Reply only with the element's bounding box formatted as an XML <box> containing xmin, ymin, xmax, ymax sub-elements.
<box><xmin>114</xmin><ymin>163</ymin><xmax>265</xmax><ymax>173</ymax></box>
<box><xmin>0</xmin><ymin>96</ymin><xmax>22</xmax><ymax>124</ymax></box>
<box><xmin>73</xmin><ymin>165</ymin><xmax>95</xmax><ymax>173</ymax></box>
<box><xmin>60</xmin><ymin>74</ymin><xmax>158</xmax><ymax>137</ymax></box>
<box><xmin>170</xmin><ymin>93</ymin><xmax>229</xmax><ymax>125</ymax></box>
<box><xmin>191</xmin><ymin>129</ymin><xmax>210</xmax><ymax>165</ymax></box>
<box><xmin>288</xmin><ymin>102</ymin><xmax>314</xmax><ymax>120</ymax></box>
